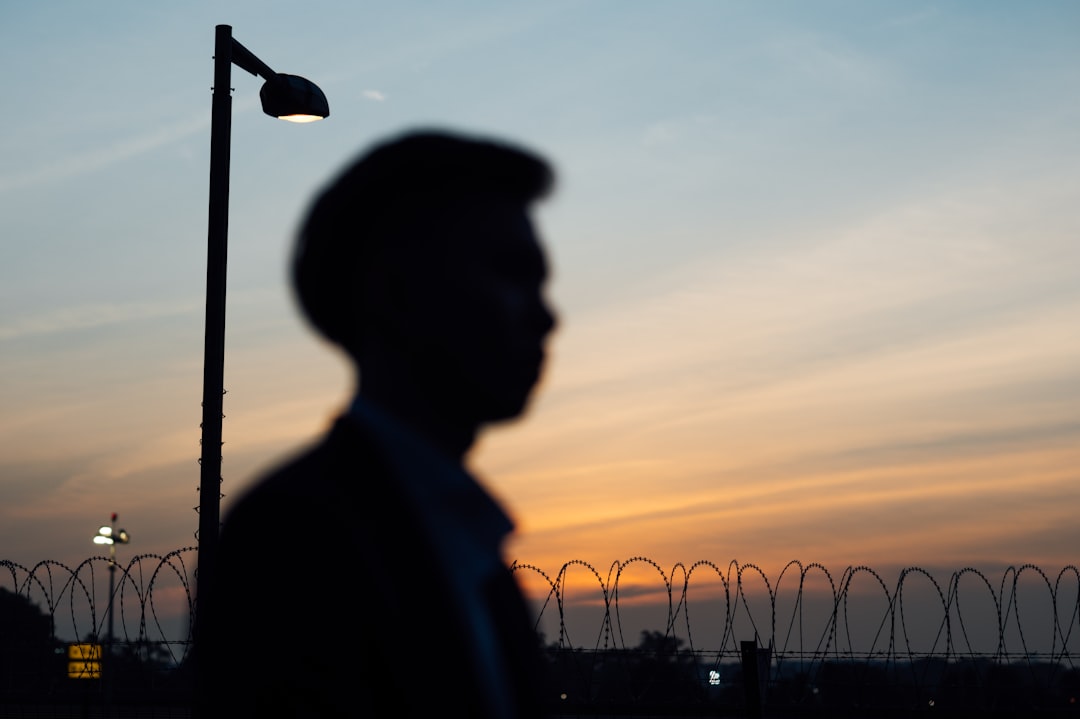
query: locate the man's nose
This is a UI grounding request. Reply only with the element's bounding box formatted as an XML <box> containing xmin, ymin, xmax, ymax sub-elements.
<box><xmin>537</xmin><ymin>297</ymin><xmax>557</xmax><ymax>337</ymax></box>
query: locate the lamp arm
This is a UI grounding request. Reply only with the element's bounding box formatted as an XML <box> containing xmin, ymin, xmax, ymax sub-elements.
<box><xmin>230</xmin><ymin>37</ymin><xmax>278</xmax><ymax>81</ymax></box>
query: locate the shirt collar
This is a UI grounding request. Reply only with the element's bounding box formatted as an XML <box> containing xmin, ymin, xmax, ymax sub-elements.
<box><xmin>346</xmin><ymin>396</ymin><xmax>514</xmax><ymax>544</ymax></box>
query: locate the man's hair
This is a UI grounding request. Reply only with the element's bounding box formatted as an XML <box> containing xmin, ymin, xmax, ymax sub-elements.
<box><xmin>292</xmin><ymin>129</ymin><xmax>554</xmax><ymax>356</ymax></box>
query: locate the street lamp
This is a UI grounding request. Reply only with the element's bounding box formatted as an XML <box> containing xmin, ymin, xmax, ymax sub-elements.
<box><xmin>92</xmin><ymin>512</ymin><xmax>130</xmax><ymax>647</ymax></box>
<box><xmin>196</xmin><ymin>24</ymin><xmax>328</xmax><ymax>635</ymax></box>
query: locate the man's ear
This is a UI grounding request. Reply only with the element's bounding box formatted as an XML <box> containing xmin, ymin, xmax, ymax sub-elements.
<box><xmin>358</xmin><ymin>260</ymin><xmax>431</xmax><ymax>351</ymax></box>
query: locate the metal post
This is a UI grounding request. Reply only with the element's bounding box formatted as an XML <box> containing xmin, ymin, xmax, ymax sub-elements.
<box><xmin>105</xmin><ymin>531</ymin><xmax>117</xmax><ymax>715</ymax></box>
<box><xmin>195</xmin><ymin>23</ymin><xmax>233</xmax><ymax>639</ymax></box>
<box><xmin>107</xmin><ymin>545</ymin><xmax>116</xmax><ymax>645</ymax></box>
<box><xmin>740</xmin><ymin>639</ymin><xmax>771</xmax><ymax>718</ymax></box>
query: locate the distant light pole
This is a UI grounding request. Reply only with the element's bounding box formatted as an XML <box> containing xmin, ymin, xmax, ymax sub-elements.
<box><xmin>92</xmin><ymin>513</ymin><xmax>130</xmax><ymax>647</ymax></box>
<box><xmin>196</xmin><ymin>24</ymin><xmax>328</xmax><ymax>634</ymax></box>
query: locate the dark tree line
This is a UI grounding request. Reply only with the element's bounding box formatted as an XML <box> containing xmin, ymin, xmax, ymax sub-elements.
<box><xmin>0</xmin><ymin>588</ymin><xmax>189</xmax><ymax>711</ymax></box>
<box><xmin>3</xmin><ymin>593</ymin><xmax>1076</xmax><ymax>716</ymax></box>
<box><xmin>541</xmin><ymin>628</ymin><xmax>1080</xmax><ymax>716</ymax></box>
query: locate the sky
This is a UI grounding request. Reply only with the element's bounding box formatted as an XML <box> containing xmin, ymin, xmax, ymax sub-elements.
<box><xmin>2</xmin><ymin>1</ymin><xmax>1079</xmax><ymax>638</ymax></box>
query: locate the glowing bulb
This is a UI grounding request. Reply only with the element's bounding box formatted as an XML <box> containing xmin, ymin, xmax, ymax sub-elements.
<box><xmin>277</xmin><ymin>114</ymin><xmax>323</xmax><ymax>123</ymax></box>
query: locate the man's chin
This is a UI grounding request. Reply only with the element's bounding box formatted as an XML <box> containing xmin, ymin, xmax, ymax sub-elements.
<box><xmin>477</xmin><ymin>390</ymin><xmax>536</xmax><ymax>426</ymax></box>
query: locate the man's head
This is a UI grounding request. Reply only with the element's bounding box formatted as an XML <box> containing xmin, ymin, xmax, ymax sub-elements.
<box><xmin>293</xmin><ymin>130</ymin><xmax>556</xmax><ymax>427</ymax></box>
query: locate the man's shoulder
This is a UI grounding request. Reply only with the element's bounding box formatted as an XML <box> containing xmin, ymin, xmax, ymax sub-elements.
<box><xmin>222</xmin><ymin>417</ymin><xmax>389</xmax><ymax>529</ymax></box>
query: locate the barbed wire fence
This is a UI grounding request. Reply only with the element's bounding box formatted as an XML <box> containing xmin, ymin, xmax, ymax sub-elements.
<box><xmin>516</xmin><ymin>558</ymin><xmax>1080</xmax><ymax>659</ymax></box>
<box><xmin>1</xmin><ymin>553</ymin><xmax>1077</xmax><ymax>714</ymax></box>
<box><xmin>515</xmin><ymin>558</ymin><xmax>1079</xmax><ymax>713</ymax></box>
<box><xmin>2</xmin><ymin>548</ymin><xmax>198</xmax><ymax>667</ymax></box>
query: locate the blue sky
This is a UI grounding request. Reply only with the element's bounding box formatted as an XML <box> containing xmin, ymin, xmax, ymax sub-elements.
<box><xmin>2</xmin><ymin>1</ymin><xmax>1079</xmax><ymax>605</ymax></box>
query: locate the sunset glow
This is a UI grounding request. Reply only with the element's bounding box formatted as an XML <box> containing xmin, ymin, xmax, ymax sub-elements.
<box><xmin>1</xmin><ymin>3</ymin><xmax>1077</xmax><ymax>622</ymax></box>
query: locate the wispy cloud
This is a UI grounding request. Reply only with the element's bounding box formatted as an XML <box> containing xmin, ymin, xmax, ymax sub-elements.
<box><xmin>763</xmin><ymin>29</ymin><xmax>883</xmax><ymax>92</ymax></box>
<box><xmin>0</xmin><ymin>298</ymin><xmax>200</xmax><ymax>341</ymax></box>
<box><xmin>641</xmin><ymin>115</ymin><xmax>716</xmax><ymax>147</ymax></box>
<box><xmin>884</xmin><ymin>8</ymin><xmax>940</xmax><ymax>28</ymax></box>
<box><xmin>362</xmin><ymin>89</ymin><xmax>387</xmax><ymax>102</ymax></box>
<box><xmin>0</xmin><ymin>113</ymin><xmax>209</xmax><ymax>194</ymax></box>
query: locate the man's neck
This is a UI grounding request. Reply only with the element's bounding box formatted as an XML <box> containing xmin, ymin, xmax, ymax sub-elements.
<box><xmin>356</xmin><ymin>378</ymin><xmax>478</xmax><ymax>462</ymax></box>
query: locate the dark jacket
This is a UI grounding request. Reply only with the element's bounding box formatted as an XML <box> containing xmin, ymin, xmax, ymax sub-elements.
<box><xmin>195</xmin><ymin>415</ymin><xmax>547</xmax><ymax>717</ymax></box>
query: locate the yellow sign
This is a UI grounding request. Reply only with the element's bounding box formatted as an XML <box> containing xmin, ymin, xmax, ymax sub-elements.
<box><xmin>67</xmin><ymin>661</ymin><xmax>101</xmax><ymax>679</ymax></box>
<box><xmin>67</xmin><ymin>644</ymin><xmax>102</xmax><ymax>679</ymax></box>
<box><xmin>68</xmin><ymin>643</ymin><xmax>102</xmax><ymax>660</ymax></box>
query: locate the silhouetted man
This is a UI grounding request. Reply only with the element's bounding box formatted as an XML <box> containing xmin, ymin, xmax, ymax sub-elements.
<box><xmin>196</xmin><ymin>130</ymin><xmax>556</xmax><ymax>717</ymax></box>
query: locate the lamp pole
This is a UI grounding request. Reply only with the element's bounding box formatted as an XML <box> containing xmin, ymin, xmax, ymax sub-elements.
<box><xmin>92</xmin><ymin>514</ymin><xmax>129</xmax><ymax>714</ymax></box>
<box><xmin>195</xmin><ymin>24</ymin><xmax>327</xmax><ymax>638</ymax></box>
<box><xmin>93</xmin><ymin>513</ymin><xmax>131</xmax><ymax>647</ymax></box>
<box><xmin>196</xmin><ymin>24</ymin><xmax>232</xmax><ymax>611</ymax></box>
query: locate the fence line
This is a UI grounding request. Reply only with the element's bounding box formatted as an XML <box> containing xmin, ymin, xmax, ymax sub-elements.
<box><xmin>2</xmin><ymin>548</ymin><xmax>197</xmax><ymax>667</ymax></box>
<box><xmin>515</xmin><ymin>558</ymin><xmax>1079</xmax><ymax>712</ymax></box>
<box><xmin>2</xmin><ymin>553</ymin><xmax>1077</xmax><ymax>712</ymax></box>
<box><xmin>515</xmin><ymin>558</ymin><xmax>1079</xmax><ymax>664</ymax></box>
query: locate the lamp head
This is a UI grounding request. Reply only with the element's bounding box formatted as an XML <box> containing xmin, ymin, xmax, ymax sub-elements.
<box><xmin>260</xmin><ymin>73</ymin><xmax>329</xmax><ymax>123</ymax></box>
<box><xmin>93</xmin><ymin>522</ymin><xmax>130</xmax><ymax>545</ymax></box>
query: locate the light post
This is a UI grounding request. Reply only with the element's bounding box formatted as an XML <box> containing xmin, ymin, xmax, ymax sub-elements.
<box><xmin>196</xmin><ymin>24</ymin><xmax>328</xmax><ymax>636</ymax></box>
<box><xmin>92</xmin><ymin>513</ymin><xmax>130</xmax><ymax>647</ymax></box>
